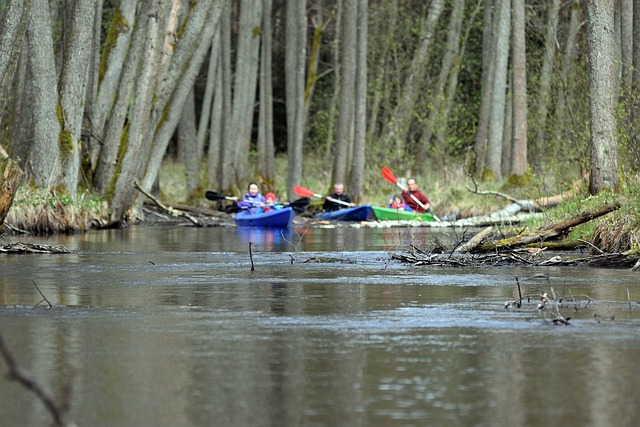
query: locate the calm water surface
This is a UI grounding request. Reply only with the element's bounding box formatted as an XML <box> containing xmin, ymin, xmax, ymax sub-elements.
<box><xmin>1</xmin><ymin>224</ymin><xmax>639</xmax><ymax>427</ymax></box>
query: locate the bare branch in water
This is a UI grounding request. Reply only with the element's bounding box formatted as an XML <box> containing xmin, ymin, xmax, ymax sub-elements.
<box><xmin>32</xmin><ymin>280</ymin><xmax>52</xmax><ymax>308</ymax></box>
<box><xmin>0</xmin><ymin>334</ymin><xmax>74</xmax><ymax>426</ymax></box>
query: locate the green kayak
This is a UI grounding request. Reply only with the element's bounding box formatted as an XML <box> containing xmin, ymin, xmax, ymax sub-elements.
<box><xmin>371</xmin><ymin>206</ymin><xmax>436</xmax><ymax>222</ymax></box>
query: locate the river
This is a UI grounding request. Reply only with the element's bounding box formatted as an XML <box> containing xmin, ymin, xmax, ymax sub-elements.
<box><xmin>1</xmin><ymin>224</ymin><xmax>639</xmax><ymax>426</ymax></box>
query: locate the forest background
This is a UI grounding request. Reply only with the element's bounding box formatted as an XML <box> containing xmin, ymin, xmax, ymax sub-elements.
<box><xmin>0</xmin><ymin>0</ymin><xmax>637</xmax><ymax>242</ymax></box>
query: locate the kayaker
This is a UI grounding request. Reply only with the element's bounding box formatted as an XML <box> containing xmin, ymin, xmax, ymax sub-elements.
<box><xmin>401</xmin><ymin>178</ymin><xmax>431</xmax><ymax>213</ymax></box>
<box><xmin>322</xmin><ymin>183</ymin><xmax>355</xmax><ymax>212</ymax></box>
<box><xmin>262</xmin><ymin>192</ymin><xmax>281</xmax><ymax>212</ymax></box>
<box><xmin>235</xmin><ymin>182</ymin><xmax>266</xmax><ymax>213</ymax></box>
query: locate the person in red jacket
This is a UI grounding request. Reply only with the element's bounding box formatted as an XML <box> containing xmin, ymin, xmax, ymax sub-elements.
<box><xmin>401</xmin><ymin>178</ymin><xmax>431</xmax><ymax>213</ymax></box>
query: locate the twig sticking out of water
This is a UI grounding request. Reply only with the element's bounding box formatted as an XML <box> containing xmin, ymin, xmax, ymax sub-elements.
<box><xmin>0</xmin><ymin>334</ymin><xmax>75</xmax><ymax>427</ymax></box>
<box><xmin>249</xmin><ymin>242</ymin><xmax>255</xmax><ymax>271</ymax></box>
<box><xmin>32</xmin><ymin>280</ymin><xmax>52</xmax><ymax>308</ymax></box>
<box><xmin>281</xmin><ymin>227</ymin><xmax>308</xmax><ymax>264</ymax></box>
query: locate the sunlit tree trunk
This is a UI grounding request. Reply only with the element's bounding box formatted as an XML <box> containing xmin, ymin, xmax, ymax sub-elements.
<box><xmin>348</xmin><ymin>0</ymin><xmax>367</xmax><ymax>203</ymax></box>
<box><xmin>587</xmin><ymin>0</ymin><xmax>618</xmax><ymax>194</ymax></box>
<box><xmin>285</xmin><ymin>0</ymin><xmax>306</xmax><ymax>201</ymax></box>
<box><xmin>510</xmin><ymin>0</ymin><xmax>527</xmax><ymax>177</ymax></box>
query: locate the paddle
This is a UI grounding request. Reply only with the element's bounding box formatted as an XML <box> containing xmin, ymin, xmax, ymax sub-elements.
<box><xmin>381</xmin><ymin>167</ymin><xmax>430</xmax><ymax>212</ymax></box>
<box><xmin>293</xmin><ymin>185</ymin><xmax>352</xmax><ymax>207</ymax></box>
<box><xmin>205</xmin><ymin>191</ymin><xmax>310</xmax><ymax>212</ymax></box>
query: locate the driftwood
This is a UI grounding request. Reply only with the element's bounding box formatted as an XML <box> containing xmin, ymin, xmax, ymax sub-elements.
<box><xmin>476</xmin><ymin>202</ymin><xmax>620</xmax><ymax>252</ymax></box>
<box><xmin>0</xmin><ymin>158</ymin><xmax>24</xmax><ymax>227</ymax></box>
<box><xmin>453</xmin><ymin>226</ymin><xmax>493</xmax><ymax>253</ymax></box>
<box><xmin>134</xmin><ymin>181</ymin><xmax>204</xmax><ymax>226</ymax></box>
<box><xmin>0</xmin><ymin>243</ymin><xmax>70</xmax><ymax>253</ymax></box>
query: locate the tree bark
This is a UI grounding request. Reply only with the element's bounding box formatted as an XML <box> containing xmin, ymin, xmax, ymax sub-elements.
<box><xmin>532</xmin><ymin>0</ymin><xmax>560</xmax><ymax>168</ymax></box>
<box><xmin>180</xmin><ymin>89</ymin><xmax>200</xmax><ymax>196</ymax></box>
<box><xmin>474</xmin><ymin>0</ymin><xmax>494</xmax><ymax>174</ymax></box>
<box><xmin>0</xmin><ymin>0</ymin><xmax>32</xmax><ymax>108</ymax></box>
<box><xmin>348</xmin><ymin>0</ymin><xmax>367</xmax><ymax>203</ymax></box>
<box><xmin>58</xmin><ymin>0</ymin><xmax>96</xmax><ymax>198</ymax></box>
<box><xmin>587</xmin><ymin>0</ymin><xmax>619</xmax><ymax>194</ymax></box>
<box><xmin>485</xmin><ymin>0</ymin><xmax>510</xmax><ymax>180</ymax></box>
<box><xmin>510</xmin><ymin>0</ymin><xmax>527</xmax><ymax>177</ymax></box>
<box><xmin>26</xmin><ymin>0</ymin><xmax>61</xmax><ymax>189</ymax></box>
<box><xmin>257</xmin><ymin>0</ymin><xmax>275</xmax><ymax>184</ymax></box>
<box><xmin>332</xmin><ymin>0</ymin><xmax>357</xmax><ymax>186</ymax></box>
<box><xmin>285</xmin><ymin>0</ymin><xmax>306</xmax><ymax>201</ymax></box>
<box><xmin>231</xmin><ymin>0</ymin><xmax>262</xmax><ymax>185</ymax></box>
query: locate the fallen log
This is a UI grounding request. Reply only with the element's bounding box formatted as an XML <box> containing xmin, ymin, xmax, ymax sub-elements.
<box><xmin>476</xmin><ymin>202</ymin><xmax>620</xmax><ymax>252</ymax></box>
<box><xmin>454</xmin><ymin>226</ymin><xmax>493</xmax><ymax>253</ymax></box>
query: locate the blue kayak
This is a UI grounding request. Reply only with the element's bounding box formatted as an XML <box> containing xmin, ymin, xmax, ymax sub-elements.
<box><xmin>317</xmin><ymin>205</ymin><xmax>373</xmax><ymax>221</ymax></box>
<box><xmin>234</xmin><ymin>207</ymin><xmax>295</xmax><ymax>228</ymax></box>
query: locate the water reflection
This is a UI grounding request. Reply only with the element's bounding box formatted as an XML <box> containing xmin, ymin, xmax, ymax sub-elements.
<box><xmin>1</xmin><ymin>226</ymin><xmax>640</xmax><ymax>426</ymax></box>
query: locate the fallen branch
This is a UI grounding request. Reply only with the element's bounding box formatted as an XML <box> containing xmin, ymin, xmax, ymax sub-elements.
<box><xmin>454</xmin><ymin>226</ymin><xmax>493</xmax><ymax>253</ymax></box>
<box><xmin>134</xmin><ymin>181</ymin><xmax>203</xmax><ymax>226</ymax></box>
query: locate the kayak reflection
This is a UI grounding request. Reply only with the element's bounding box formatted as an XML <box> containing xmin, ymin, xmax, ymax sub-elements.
<box><xmin>234</xmin><ymin>227</ymin><xmax>297</xmax><ymax>251</ymax></box>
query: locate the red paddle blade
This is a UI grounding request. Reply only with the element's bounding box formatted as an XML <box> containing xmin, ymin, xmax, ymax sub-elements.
<box><xmin>293</xmin><ymin>185</ymin><xmax>315</xmax><ymax>198</ymax></box>
<box><xmin>381</xmin><ymin>167</ymin><xmax>399</xmax><ymax>185</ymax></box>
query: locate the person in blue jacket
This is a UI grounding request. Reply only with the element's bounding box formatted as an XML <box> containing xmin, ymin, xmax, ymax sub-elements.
<box><xmin>235</xmin><ymin>182</ymin><xmax>266</xmax><ymax>214</ymax></box>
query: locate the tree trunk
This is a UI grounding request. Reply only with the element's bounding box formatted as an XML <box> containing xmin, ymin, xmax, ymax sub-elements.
<box><xmin>0</xmin><ymin>158</ymin><xmax>24</xmax><ymax>228</ymax></box>
<box><xmin>180</xmin><ymin>89</ymin><xmax>200</xmax><ymax>196</ymax></box>
<box><xmin>231</xmin><ymin>0</ymin><xmax>262</xmax><ymax>185</ymax></box>
<box><xmin>26</xmin><ymin>0</ymin><xmax>61</xmax><ymax>189</ymax></box>
<box><xmin>218</xmin><ymin>1</ymin><xmax>234</xmax><ymax>193</ymax></box>
<box><xmin>136</xmin><ymin>1</ymin><xmax>224</xmax><ymax>215</ymax></box>
<box><xmin>109</xmin><ymin>0</ymin><xmax>165</xmax><ymax>222</ymax></box>
<box><xmin>532</xmin><ymin>0</ymin><xmax>560</xmax><ymax>168</ymax></box>
<box><xmin>285</xmin><ymin>0</ymin><xmax>306</xmax><ymax>201</ymax></box>
<box><xmin>348</xmin><ymin>0</ymin><xmax>367</xmax><ymax>203</ymax></box>
<box><xmin>417</xmin><ymin>0</ymin><xmax>465</xmax><ymax>172</ymax></box>
<box><xmin>383</xmin><ymin>0</ymin><xmax>444</xmax><ymax>165</ymax></box>
<box><xmin>620</xmin><ymin>0</ymin><xmax>633</xmax><ymax>91</ymax></box>
<box><xmin>91</xmin><ymin>0</ymin><xmax>138</xmax><ymax>169</ymax></box>
<box><xmin>474</xmin><ymin>0</ymin><xmax>494</xmax><ymax>174</ymax></box>
<box><xmin>0</xmin><ymin>0</ymin><xmax>32</xmax><ymax>108</ymax></box>
<box><xmin>332</xmin><ymin>0</ymin><xmax>357</xmax><ymax>186</ymax></box>
<box><xmin>207</xmin><ymin>48</ymin><xmax>223</xmax><ymax>190</ymax></box>
<box><xmin>198</xmin><ymin>25</ymin><xmax>220</xmax><ymax>168</ymax></box>
<box><xmin>257</xmin><ymin>0</ymin><xmax>275</xmax><ymax>185</ymax></box>
<box><xmin>485</xmin><ymin>0</ymin><xmax>510</xmax><ymax>180</ymax></box>
<box><xmin>58</xmin><ymin>0</ymin><xmax>95</xmax><ymax>198</ymax></box>
<box><xmin>587</xmin><ymin>0</ymin><xmax>619</xmax><ymax>194</ymax></box>
<box><xmin>633</xmin><ymin>0</ymin><xmax>640</xmax><ymax>86</ymax></box>
<box><xmin>551</xmin><ymin>1</ymin><xmax>582</xmax><ymax>155</ymax></box>
<box><xmin>510</xmin><ymin>0</ymin><xmax>527</xmax><ymax>177</ymax></box>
